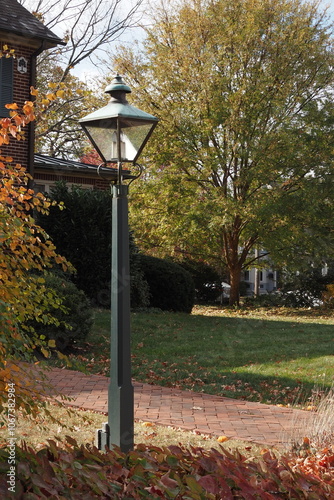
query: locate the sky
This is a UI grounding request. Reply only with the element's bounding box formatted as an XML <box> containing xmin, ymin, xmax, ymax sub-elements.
<box><xmin>20</xmin><ymin>0</ymin><xmax>334</xmax><ymax>82</ymax></box>
<box><xmin>20</xmin><ymin>0</ymin><xmax>148</xmax><ymax>81</ymax></box>
<box><xmin>70</xmin><ymin>0</ymin><xmax>334</xmax><ymax>81</ymax></box>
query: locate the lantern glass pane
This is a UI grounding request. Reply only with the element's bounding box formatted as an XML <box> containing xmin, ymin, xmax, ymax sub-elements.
<box><xmin>83</xmin><ymin>120</ymin><xmax>155</xmax><ymax>163</ymax></box>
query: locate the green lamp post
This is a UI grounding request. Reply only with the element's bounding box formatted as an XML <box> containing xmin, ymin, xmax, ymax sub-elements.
<box><xmin>79</xmin><ymin>75</ymin><xmax>158</xmax><ymax>453</ymax></box>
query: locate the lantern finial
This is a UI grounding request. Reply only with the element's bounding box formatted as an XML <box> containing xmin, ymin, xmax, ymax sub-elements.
<box><xmin>105</xmin><ymin>74</ymin><xmax>131</xmax><ymax>101</ymax></box>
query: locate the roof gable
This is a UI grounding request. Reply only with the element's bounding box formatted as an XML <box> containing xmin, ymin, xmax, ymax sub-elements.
<box><xmin>0</xmin><ymin>0</ymin><xmax>64</xmax><ymax>47</ymax></box>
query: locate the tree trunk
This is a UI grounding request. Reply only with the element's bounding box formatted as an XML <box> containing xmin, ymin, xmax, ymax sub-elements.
<box><xmin>229</xmin><ymin>266</ymin><xmax>242</xmax><ymax>306</ymax></box>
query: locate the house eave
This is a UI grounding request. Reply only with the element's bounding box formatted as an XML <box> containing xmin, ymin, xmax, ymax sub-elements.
<box><xmin>0</xmin><ymin>29</ymin><xmax>65</xmax><ymax>49</ymax></box>
<box><xmin>34</xmin><ymin>154</ymin><xmax>135</xmax><ymax>182</ymax></box>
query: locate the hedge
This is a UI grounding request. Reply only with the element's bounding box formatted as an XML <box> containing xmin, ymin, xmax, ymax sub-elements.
<box><xmin>139</xmin><ymin>255</ymin><xmax>195</xmax><ymax>313</ymax></box>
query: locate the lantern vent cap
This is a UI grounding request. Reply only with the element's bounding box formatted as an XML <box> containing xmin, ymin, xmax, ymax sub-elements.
<box><xmin>105</xmin><ymin>74</ymin><xmax>131</xmax><ymax>95</ymax></box>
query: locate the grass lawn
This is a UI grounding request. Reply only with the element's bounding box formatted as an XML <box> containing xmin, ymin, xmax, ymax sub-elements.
<box><xmin>51</xmin><ymin>305</ymin><xmax>334</xmax><ymax>407</ymax></box>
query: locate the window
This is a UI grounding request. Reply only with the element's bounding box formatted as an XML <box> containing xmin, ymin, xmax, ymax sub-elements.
<box><xmin>244</xmin><ymin>270</ymin><xmax>250</xmax><ymax>280</ymax></box>
<box><xmin>0</xmin><ymin>57</ymin><xmax>13</xmax><ymax>117</ymax></box>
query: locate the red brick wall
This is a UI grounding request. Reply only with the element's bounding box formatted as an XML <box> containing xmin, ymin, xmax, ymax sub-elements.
<box><xmin>1</xmin><ymin>42</ymin><xmax>33</xmax><ymax>167</ymax></box>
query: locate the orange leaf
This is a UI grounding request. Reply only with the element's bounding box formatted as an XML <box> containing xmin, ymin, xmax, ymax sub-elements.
<box><xmin>5</xmin><ymin>103</ymin><xmax>18</xmax><ymax>110</ymax></box>
<box><xmin>23</xmin><ymin>104</ymin><xmax>33</xmax><ymax>115</ymax></box>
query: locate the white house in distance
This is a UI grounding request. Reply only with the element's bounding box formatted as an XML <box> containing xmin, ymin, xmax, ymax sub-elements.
<box><xmin>242</xmin><ymin>267</ymin><xmax>278</xmax><ymax>296</ymax></box>
<box><xmin>239</xmin><ymin>248</ymin><xmax>279</xmax><ymax>297</ymax></box>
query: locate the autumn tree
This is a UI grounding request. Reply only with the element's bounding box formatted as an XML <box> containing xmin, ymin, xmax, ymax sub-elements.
<box><xmin>0</xmin><ymin>96</ymin><xmax>71</xmax><ymax>420</ymax></box>
<box><xmin>113</xmin><ymin>0</ymin><xmax>334</xmax><ymax>305</ymax></box>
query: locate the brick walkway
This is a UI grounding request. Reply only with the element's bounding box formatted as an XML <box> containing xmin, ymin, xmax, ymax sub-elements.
<box><xmin>46</xmin><ymin>367</ymin><xmax>313</xmax><ymax>447</ymax></box>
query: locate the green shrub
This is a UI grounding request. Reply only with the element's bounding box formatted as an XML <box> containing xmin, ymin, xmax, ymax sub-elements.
<box><xmin>281</xmin><ymin>266</ymin><xmax>334</xmax><ymax>307</ymax></box>
<box><xmin>244</xmin><ymin>292</ymin><xmax>286</xmax><ymax>308</ymax></box>
<box><xmin>239</xmin><ymin>280</ymin><xmax>248</xmax><ymax>297</ymax></box>
<box><xmin>0</xmin><ymin>439</ymin><xmax>333</xmax><ymax>498</ymax></box>
<box><xmin>31</xmin><ymin>272</ymin><xmax>93</xmax><ymax>351</ymax></box>
<box><xmin>37</xmin><ymin>182</ymin><xmax>149</xmax><ymax>309</ymax></box>
<box><xmin>129</xmin><ymin>236</ymin><xmax>150</xmax><ymax>309</ymax></box>
<box><xmin>178</xmin><ymin>259</ymin><xmax>224</xmax><ymax>303</ymax></box>
<box><xmin>139</xmin><ymin>255</ymin><xmax>195</xmax><ymax>313</ymax></box>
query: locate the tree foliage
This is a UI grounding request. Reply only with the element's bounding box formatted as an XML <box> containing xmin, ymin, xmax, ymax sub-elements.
<box><xmin>35</xmin><ymin>63</ymin><xmax>91</xmax><ymax>158</ymax></box>
<box><xmin>113</xmin><ymin>0</ymin><xmax>334</xmax><ymax>305</ymax></box>
<box><xmin>0</xmin><ymin>97</ymin><xmax>71</xmax><ymax>420</ymax></box>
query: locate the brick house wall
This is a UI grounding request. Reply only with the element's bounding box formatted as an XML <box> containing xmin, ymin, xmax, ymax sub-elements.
<box><xmin>0</xmin><ymin>41</ymin><xmax>34</xmax><ymax>167</ymax></box>
<box><xmin>0</xmin><ymin>0</ymin><xmax>64</xmax><ymax>177</ymax></box>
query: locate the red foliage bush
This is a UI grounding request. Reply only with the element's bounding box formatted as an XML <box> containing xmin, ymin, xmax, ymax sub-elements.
<box><xmin>0</xmin><ymin>438</ymin><xmax>333</xmax><ymax>499</ymax></box>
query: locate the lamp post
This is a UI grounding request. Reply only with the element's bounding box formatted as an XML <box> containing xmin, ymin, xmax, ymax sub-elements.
<box><xmin>79</xmin><ymin>75</ymin><xmax>158</xmax><ymax>453</ymax></box>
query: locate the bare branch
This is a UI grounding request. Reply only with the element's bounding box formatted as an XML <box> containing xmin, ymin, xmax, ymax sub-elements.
<box><xmin>20</xmin><ymin>0</ymin><xmax>145</xmax><ymax>78</ymax></box>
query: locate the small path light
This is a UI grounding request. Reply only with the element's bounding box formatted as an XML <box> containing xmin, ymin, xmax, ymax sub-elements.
<box><xmin>79</xmin><ymin>75</ymin><xmax>158</xmax><ymax>452</ymax></box>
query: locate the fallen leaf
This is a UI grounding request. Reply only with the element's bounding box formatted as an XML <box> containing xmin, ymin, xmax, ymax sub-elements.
<box><xmin>141</xmin><ymin>422</ymin><xmax>155</xmax><ymax>427</ymax></box>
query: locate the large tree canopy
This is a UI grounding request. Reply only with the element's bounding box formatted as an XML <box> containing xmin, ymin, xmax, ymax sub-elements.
<box><xmin>113</xmin><ymin>0</ymin><xmax>334</xmax><ymax>305</ymax></box>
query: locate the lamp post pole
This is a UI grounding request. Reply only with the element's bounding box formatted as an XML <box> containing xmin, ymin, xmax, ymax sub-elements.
<box><xmin>79</xmin><ymin>74</ymin><xmax>158</xmax><ymax>453</ymax></box>
<box><xmin>109</xmin><ymin>181</ymin><xmax>134</xmax><ymax>451</ymax></box>
<box><xmin>97</xmin><ymin>183</ymin><xmax>133</xmax><ymax>453</ymax></box>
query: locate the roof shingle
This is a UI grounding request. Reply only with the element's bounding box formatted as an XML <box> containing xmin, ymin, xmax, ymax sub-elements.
<box><xmin>0</xmin><ymin>0</ymin><xmax>65</xmax><ymax>47</ymax></box>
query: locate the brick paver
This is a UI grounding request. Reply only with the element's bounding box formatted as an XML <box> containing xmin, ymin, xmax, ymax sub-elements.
<box><xmin>46</xmin><ymin>367</ymin><xmax>313</xmax><ymax>446</ymax></box>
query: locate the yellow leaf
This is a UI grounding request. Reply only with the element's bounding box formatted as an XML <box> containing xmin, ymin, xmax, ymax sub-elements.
<box><xmin>56</xmin><ymin>90</ymin><xmax>65</xmax><ymax>98</ymax></box>
<box><xmin>48</xmin><ymin>339</ymin><xmax>56</xmax><ymax>348</ymax></box>
<box><xmin>40</xmin><ymin>347</ymin><xmax>50</xmax><ymax>358</ymax></box>
<box><xmin>217</xmin><ymin>435</ymin><xmax>229</xmax><ymax>443</ymax></box>
<box><xmin>141</xmin><ymin>422</ymin><xmax>155</xmax><ymax>427</ymax></box>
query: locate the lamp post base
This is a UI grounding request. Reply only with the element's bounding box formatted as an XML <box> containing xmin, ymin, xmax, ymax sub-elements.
<box><xmin>96</xmin><ymin>422</ymin><xmax>110</xmax><ymax>451</ymax></box>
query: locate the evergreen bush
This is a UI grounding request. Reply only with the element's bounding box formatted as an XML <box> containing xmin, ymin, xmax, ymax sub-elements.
<box><xmin>37</xmin><ymin>182</ymin><xmax>149</xmax><ymax>309</ymax></box>
<box><xmin>31</xmin><ymin>272</ymin><xmax>93</xmax><ymax>351</ymax></box>
<box><xmin>178</xmin><ymin>258</ymin><xmax>224</xmax><ymax>303</ymax></box>
<box><xmin>139</xmin><ymin>255</ymin><xmax>195</xmax><ymax>313</ymax></box>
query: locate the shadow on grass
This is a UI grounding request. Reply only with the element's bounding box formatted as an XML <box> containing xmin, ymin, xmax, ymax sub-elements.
<box><xmin>132</xmin><ymin>357</ymin><xmax>324</xmax><ymax>406</ymax></box>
